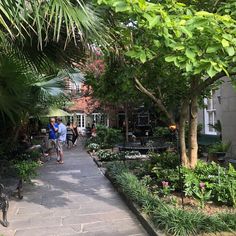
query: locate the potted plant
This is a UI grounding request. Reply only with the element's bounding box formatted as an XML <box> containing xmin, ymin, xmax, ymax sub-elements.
<box><xmin>208</xmin><ymin>142</ymin><xmax>231</xmax><ymax>163</ymax></box>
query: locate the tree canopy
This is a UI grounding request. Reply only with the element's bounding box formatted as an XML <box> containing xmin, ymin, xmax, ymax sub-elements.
<box><xmin>96</xmin><ymin>0</ymin><xmax>236</xmax><ymax>167</ymax></box>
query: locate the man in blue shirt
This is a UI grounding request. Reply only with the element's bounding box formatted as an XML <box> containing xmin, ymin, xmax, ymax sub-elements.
<box><xmin>56</xmin><ymin>117</ymin><xmax>67</xmax><ymax>164</ymax></box>
<box><xmin>48</xmin><ymin>118</ymin><xmax>58</xmax><ymax>158</ymax></box>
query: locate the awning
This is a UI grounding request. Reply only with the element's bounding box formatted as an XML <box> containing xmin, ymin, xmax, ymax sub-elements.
<box><xmin>42</xmin><ymin>108</ymin><xmax>71</xmax><ymax>117</ymax></box>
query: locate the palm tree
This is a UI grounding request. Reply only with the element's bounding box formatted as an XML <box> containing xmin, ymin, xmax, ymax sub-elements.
<box><xmin>0</xmin><ymin>0</ymin><xmax>109</xmax><ymax>126</ymax></box>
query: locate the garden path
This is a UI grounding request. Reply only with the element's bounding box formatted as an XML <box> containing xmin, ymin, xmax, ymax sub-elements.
<box><xmin>0</xmin><ymin>143</ymin><xmax>147</xmax><ymax>236</ymax></box>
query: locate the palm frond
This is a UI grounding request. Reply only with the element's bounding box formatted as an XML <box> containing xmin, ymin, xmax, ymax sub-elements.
<box><xmin>0</xmin><ymin>0</ymin><xmax>110</xmax><ymax>49</ymax></box>
<box><xmin>33</xmin><ymin>74</ymin><xmax>64</xmax><ymax>98</ymax></box>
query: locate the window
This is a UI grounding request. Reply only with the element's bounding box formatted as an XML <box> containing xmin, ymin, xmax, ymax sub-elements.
<box><xmin>76</xmin><ymin>113</ymin><xmax>85</xmax><ymax>128</ymax></box>
<box><xmin>92</xmin><ymin>113</ymin><xmax>107</xmax><ymax>126</ymax></box>
<box><xmin>138</xmin><ymin>112</ymin><xmax>149</xmax><ymax>126</ymax></box>
<box><xmin>204</xmin><ymin>92</ymin><xmax>217</xmax><ymax>135</ymax></box>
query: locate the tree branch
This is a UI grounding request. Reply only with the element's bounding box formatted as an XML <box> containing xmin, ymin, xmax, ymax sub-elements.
<box><xmin>134</xmin><ymin>77</ymin><xmax>175</xmax><ymax>124</ymax></box>
<box><xmin>196</xmin><ymin>72</ymin><xmax>225</xmax><ymax>95</ymax></box>
<box><xmin>196</xmin><ymin>69</ymin><xmax>236</xmax><ymax>96</ymax></box>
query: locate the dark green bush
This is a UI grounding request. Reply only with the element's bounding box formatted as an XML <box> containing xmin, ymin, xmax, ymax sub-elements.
<box><xmin>152</xmin><ymin>167</ymin><xmax>180</xmax><ymax>190</ymax></box>
<box><xmin>96</xmin><ymin>125</ymin><xmax>122</xmax><ymax>148</ymax></box>
<box><xmin>85</xmin><ymin>136</ymin><xmax>100</xmax><ymax>147</ymax></box>
<box><xmin>149</xmin><ymin>151</ymin><xmax>179</xmax><ymax>169</ymax></box>
<box><xmin>208</xmin><ymin>142</ymin><xmax>231</xmax><ymax>154</ymax></box>
<box><xmin>28</xmin><ymin>150</ymin><xmax>41</xmax><ymax>161</ymax></box>
<box><xmin>153</xmin><ymin>127</ymin><xmax>172</xmax><ymax>142</ymax></box>
<box><xmin>14</xmin><ymin>160</ymin><xmax>40</xmax><ymax>182</ymax></box>
<box><xmin>148</xmin><ymin>151</ymin><xmax>180</xmax><ymax>190</ymax></box>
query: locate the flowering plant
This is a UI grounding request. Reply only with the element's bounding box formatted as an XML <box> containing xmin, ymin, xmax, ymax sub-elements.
<box><xmin>193</xmin><ymin>182</ymin><xmax>212</xmax><ymax>209</ymax></box>
<box><xmin>87</xmin><ymin>143</ymin><xmax>100</xmax><ymax>152</ymax></box>
<box><xmin>96</xmin><ymin>150</ymin><xmax>117</xmax><ymax>161</ymax></box>
<box><xmin>159</xmin><ymin>181</ymin><xmax>173</xmax><ymax>197</ymax></box>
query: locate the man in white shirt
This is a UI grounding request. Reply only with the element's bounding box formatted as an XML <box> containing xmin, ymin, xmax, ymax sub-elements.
<box><xmin>56</xmin><ymin>117</ymin><xmax>67</xmax><ymax>164</ymax></box>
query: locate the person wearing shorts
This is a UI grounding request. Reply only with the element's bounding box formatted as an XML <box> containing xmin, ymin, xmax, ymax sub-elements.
<box><xmin>56</xmin><ymin>117</ymin><xmax>67</xmax><ymax>164</ymax></box>
<box><xmin>48</xmin><ymin>118</ymin><xmax>58</xmax><ymax>158</ymax></box>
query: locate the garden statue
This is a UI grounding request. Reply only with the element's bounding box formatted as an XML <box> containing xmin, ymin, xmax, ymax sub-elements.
<box><xmin>0</xmin><ymin>180</ymin><xmax>23</xmax><ymax>227</ymax></box>
<box><xmin>0</xmin><ymin>184</ymin><xmax>9</xmax><ymax>227</ymax></box>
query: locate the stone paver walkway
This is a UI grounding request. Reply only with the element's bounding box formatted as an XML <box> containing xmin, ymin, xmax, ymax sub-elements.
<box><xmin>0</xmin><ymin>145</ymin><xmax>147</xmax><ymax>236</ymax></box>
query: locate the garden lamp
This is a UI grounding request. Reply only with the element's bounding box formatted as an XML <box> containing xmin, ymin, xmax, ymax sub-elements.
<box><xmin>168</xmin><ymin>124</ymin><xmax>184</xmax><ymax>209</ymax></box>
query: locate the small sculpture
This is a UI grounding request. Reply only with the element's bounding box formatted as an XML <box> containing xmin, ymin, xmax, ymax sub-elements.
<box><xmin>0</xmin><ymin>184</ymin><xmax>9</xmax><ymax>227</ymax></box>
<box><xmin>0</xmin><ymin>180</ymin><xmax>23</xmax><ymax>227</ymax></box>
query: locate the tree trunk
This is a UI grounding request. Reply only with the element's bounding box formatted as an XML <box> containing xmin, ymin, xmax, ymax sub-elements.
<box><xmin>124</xmin><ymin>103</ymin><xmax>129</xmax><ymax>143</ymax></box>
<box><xmin>188</xmin><ymin>96</ymin><xmax>198</xmax><ymax>168</ymax></box>
<box><xmin>179</xmin><ymin>101</ymin><xmax>189</xmax><ymax>166</ymax></box>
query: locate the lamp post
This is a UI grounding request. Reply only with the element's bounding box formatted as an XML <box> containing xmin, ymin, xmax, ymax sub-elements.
<box><xmin>169</xmin><ymin>124</ymin><xmax>184</xmax><ymax>209</ymax></box>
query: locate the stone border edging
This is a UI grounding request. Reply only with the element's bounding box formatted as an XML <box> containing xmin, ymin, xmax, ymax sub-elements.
<box><xmin>105</xmin><ymin>172</ymin><xmax>165</xmax><ymax>236</ymax></box>
<box><xmin>88</xmin><ymin>151</ymin><xmax>165</xmax><ymax>236</ymax></box>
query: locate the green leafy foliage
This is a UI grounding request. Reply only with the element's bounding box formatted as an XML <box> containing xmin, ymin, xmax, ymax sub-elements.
<box><xmin>99</xmin><ymin>0</ymin><xmax>236</xmax><ymax>78</ymax></box>
<box><xmin>123</xmin><ymin>150</ymin><xmax>236</xmax><ymax>207</ymax></box>
<box><xmin>97</xmin><ymin>0</ymin><xmax>236</xmax><ymax>167</ymax></box>
<box><xmin>192</xmin><ymin>183</ymin><xmax>212</xmax><ymax>209</ymax></box>
<box><xmin>208</xmin><ymin>142</ymin><xmax>231</xmax><ymax>154</ymax></box>
<box><xmin>96</xmin><ymin>149</ymin><xmax>119</xmax><ymax>161</ymax></box>
<box><xmin>106</xmin><ymin>161</ymin><xmax>236</xmax><ymax>235</ymax></box>
<box><xmin>14</xmin><ymin>160</ymin><xmax>40</xmax><ymax>183</ymax></box>
<box><xmin>153</xmin><ymin>127</ymin><xmax>172</xmax><ymax>143</ymax></box>
<box><xmin>149</xmin><ymin>151</ymin><xmax>179</xmax><ymax>169</ymax></box>
<box><xmin>0</xmin><ymin>0</ymin><xmax>108</xmax><ymax>49</ymax></box>
<box><xmin>97</xmin><ymin>150</ymin><xmax>141</xmax><ymax>162</ymax></box>
<box><xmin>87</xmin><ymin>143</ymin><xmax>100</xmax><ymax>152</ymax></box>
<box><xmin>150</xmin><ymin>152</ymin><xmax>180</xmax><ymax>190</ymax></box>
<box><xmin>96</xmin><ymin>125</ymin><xmax>122</xmax><ymax>148</ymax></box>
<box><xmin>183</xmin><ymin>161</ymin><xmax>236</xmax><ymax>207</ymax></box>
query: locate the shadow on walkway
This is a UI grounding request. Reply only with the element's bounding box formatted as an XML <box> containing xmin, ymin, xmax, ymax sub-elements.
<box><xmin>0</xmin><ymin>144</ymin><xmax>147</xmax><ymax>236</ymax></box>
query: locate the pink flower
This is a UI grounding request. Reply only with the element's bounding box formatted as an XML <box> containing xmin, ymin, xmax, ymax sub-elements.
<box><xmin>162</xmin><ymin>181</ymin><xmax>169</xmax><ymax>187</ymax></box>
<box><xmin>199</xmin><ymin>182</ymin><xmax>205</xmax><ymax>189</ymax></box>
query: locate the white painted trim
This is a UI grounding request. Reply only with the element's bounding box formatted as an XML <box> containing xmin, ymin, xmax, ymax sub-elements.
<box><xmin>76</xmin><ymin>113</ymin><xmax>86</xmax><ymax>128</ymax></box>
<box><xmin>204</xmin><ymin>98</ymin><xmax>217</xmax><ymax>135</ymax></box>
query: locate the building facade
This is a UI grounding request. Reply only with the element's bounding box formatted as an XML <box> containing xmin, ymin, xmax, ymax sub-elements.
<box><xmin>199</xmin><ymin>77</ymin><xmax>236</xmax><ymax>156</ymax></box>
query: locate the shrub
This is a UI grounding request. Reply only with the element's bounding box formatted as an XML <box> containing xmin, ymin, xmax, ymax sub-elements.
<box><xmin>183</xmin><ymin>161</ymin><xmax>236</xmax><ymax>207</ymax></box>
<box><xmin>96</xmin><ymin>150</ymin><xmax>121</xmax><ymax>161</ymax></box>
<box><xmin>208</xmin><ymin>142</ymin><xmax>231</xmax><ymax>154</ymax></box>
<box><xmin>28</xmin><ymin>150</ymin><xmax>41</xmax><ymax>161</ymax></box>
<box><xmin>85</xmin><ymin>136</ymin><xmax>100</xmax><ymax>147</ymax></box>
<box><xmin>148</xmin><ymin>151</ymin><xmax>180</xmax><ymax>190</ymax></box>
<box><xmin>149</xmin><ymin>151</ymin><xmax>179</xmax><ymax>169</ymax></box>
<box><xmin>87</xmin><ymin>143</ymin><xmax>100</xmax><ymax>152</ymax></box>
<box><xmin>118</xmin><ymin>151</ymin><xmax>141</xmax><ymax>160</ymax></box>
<box><xmin>95</xmin><ymin>125</ymin><xmax>123</xmax><ymax>148</ymax></box>
<box><xmin>192</xmin><ymin>182</ymin><xmax>212</xmax><ymax>209</ymax></box>
<box><xmin>153</xmin><ymin>127</ymin><xmax>172</xmax><ymax>142</ymax></box>
<box><xmin>152</xmin><ymin>167</ymin><xmax>179</xmax><ymax>190</ymax></box>
<box><xmin>14</xmin><ymin>160</ymin><xmax>40</xmax><ymax>183</ymax></box>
